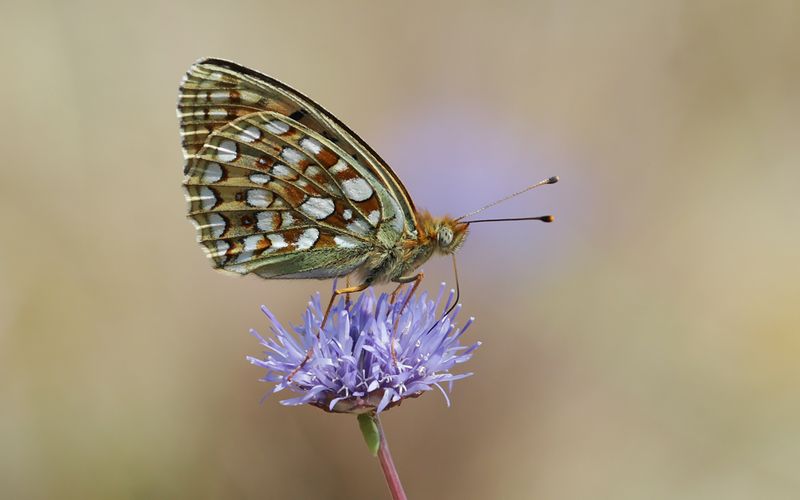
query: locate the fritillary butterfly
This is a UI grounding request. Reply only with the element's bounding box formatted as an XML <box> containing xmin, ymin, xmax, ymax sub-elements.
<box><xmin>178</xmin><ymin>58</ymin><xmax>556</xmax><ymax>319</ymax></box>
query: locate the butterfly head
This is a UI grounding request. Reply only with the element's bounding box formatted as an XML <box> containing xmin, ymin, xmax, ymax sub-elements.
<box><xmin>436</xmin><ymin>218</ymin><xmax>469</xmax><ymax>254</ymax></box>
<box><xmin>418</xmin><ymin>212</ymin><xmax>469</xmax><ymax>255</ymax></box>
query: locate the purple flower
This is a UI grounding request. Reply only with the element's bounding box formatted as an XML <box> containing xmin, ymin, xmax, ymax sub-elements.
<box><xmin>248</xmin><ymin>284</ymin><xmax>480</xmax><ymax>413</ymax></box>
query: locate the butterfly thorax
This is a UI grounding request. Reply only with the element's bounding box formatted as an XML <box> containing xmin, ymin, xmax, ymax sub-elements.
<box><xmin>359</xmin><ymin>211</ymin><xmax>468</xmax><ymax>285</ymax></box>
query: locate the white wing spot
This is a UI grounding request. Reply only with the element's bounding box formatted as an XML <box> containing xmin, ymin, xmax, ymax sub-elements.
<box><xmin>305</xmin><ymin>165</ymin><xmax>323</xmax><ymax>178</ymax></box>
<box><xmin>347</xmin><ymin>219</ymin><xmax>371</xmax><ymax>235</ymax></box>
<box><xmin>207</xmin><ymin>213</ymin><xmax>227</xmax><ymax>239</ymax></box>
<box><xmin>295</xmin><ymin>228</ymin><xmax>320</xmax><ymax>250</ymax></box>
<box><xmin>265</xmin><ymin>119</ymin><xmax>289</xmax><ymax>134</ymax></box>
<box><xmin>209</xmin><ymin>108</ymin><xmax>228</xmax><ymax>118</ymax></box>
<box><xmin>249</xmin><ymin>173</ymin><xmax>270</xmax><ymax>185</ymax></box>
<box><xmin>200</xmin><ymin>163</ymin><xmax>223</xmax><ymax>183</ymax></box>
<box><xmin>239</xmin><ymin>90</ymin><xmax>261</xmax><ymax>104</ymax></box>
<box><xmin>330</xmin><ymin>159</ymin><xmax>349</xmax><ymax>174</ymax></box>
<box><xmin>243</xmin><ymin>235</ymin><xmax>265</xmax><ymax>252</ymax></box>
<box><xmin>367</xmin><ymin>210</ymin><xmax>380</xmax><ymax>225</ymax></box>
<box><xmin>389</xmin><ymin>196</ymin><xmax>404</xmax><ymax>233</ymax></box>
<box><xmin>209</xmin><ymin>240</ymin><xmax>229</xmax><ymax>258</ymax></box>
<box><xmin>203</xmin><ymin>213</ymin><xmax>226</xmax><ymax>238</ymax></box>
<box><xmin>271</xmin><ymin>164</ymin><xmax>295</xmax><ymax>178</ymax></box>
<box><xmin>281</xmin><ymin>147</ymin><xmax>304</xmax><ymax>166</ymax></box>
<box><xmin>280</xmin><ymin>212</ymin><xmax>294</xmax><ymax>229</ymax></box>
<box><xmin>342</xmin><ymin>209</ymin><xmax>353</xmax><ymax>220</ymax></box>
<box><xmin>300</xmin><ymin>137</ymin><xmax>322</xmax><ymax>155</ymax></box>
<box><xmin>300</xmin><ymin>197</ymin><xmax>335</xmax><ymax>220</ymax></box>
<box><xmin>238</xmin><ymin>126</ymin><xmax>261</xmax><ymax>143</ymax></box>
<box><xmin>187</xmin><ymin>186</ymin><xmax>217</xmax><ymax>211</ymax></box>
<box><xmin>234</xmin><ymin>250</ymin><xmax>255</xmax><ymax>264</ymax></box>
<box><xmin>342</xmin><ymin>177</ymin><xmax>373</xmax><ymax>202</ymax></box>
<box><xmin>246</xmin><ymin>189</ymin><xmax>273</xmax><ymax>208</ymax></box>
<box><xmin>210</xmin><ymin>90</ymin><xmax>229</xmax><ymax>102</ymax></box>
<box><xmin>256</xmin><ymin>212</ymin><xmax>276</xmax><ymax>231</ymax></box>
<box><xmin>267</xmin><ymin>234</ymin><xmax>288</xmax><ymax>250</ymax></box>
<box><xmin>334</xmin><ymin>235</ymin><xmax>361</xmax><ymax>249</ymax></box>
<box><xmin>216</xmin><ymin>140</ymin><xmax>238</xmax><ymax>162</ymax></box>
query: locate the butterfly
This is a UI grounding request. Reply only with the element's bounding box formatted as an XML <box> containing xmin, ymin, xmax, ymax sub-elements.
<box><xmin>178</xmin><ymin>58</ymin><xmax>557</xmax><ymax>332</ymax></box>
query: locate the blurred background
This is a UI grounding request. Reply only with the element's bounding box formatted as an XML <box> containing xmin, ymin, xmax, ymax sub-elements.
<box><xmin>2</xmin><ymin>1</ymin><xmax>799</xmax><ymax>498</ymax></box>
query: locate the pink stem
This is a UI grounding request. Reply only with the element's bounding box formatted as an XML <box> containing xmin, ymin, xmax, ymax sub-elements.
<box><xmin>375</xmin><ymin>415</ymin><xmax>407</xmax><ymax>500</ymax></box>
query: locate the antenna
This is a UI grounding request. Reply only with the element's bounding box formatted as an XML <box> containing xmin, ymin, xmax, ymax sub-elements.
<box><xmin>464</xmin><ymin>215</ymin><xmax>554</xmax><ymax>224</ymax></box>
<box><xmin>455</xmin><ymin>176</ymin><xmax>558</xmax><ymax>222</ymax></box>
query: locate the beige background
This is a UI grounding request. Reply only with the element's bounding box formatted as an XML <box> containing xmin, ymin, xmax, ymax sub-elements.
<box><xmin>2</xmin><ymin>1</ymin><xmax>799</xmax><ymax>499</ymax></box>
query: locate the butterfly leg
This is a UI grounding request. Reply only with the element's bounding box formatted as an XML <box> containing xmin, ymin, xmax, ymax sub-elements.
<box><xmin>321</xmin><ymin>282</ymin><xmax>368</xmax><ymax>329</ymax></box>
<box><xmin>286</xmin><ymin>282</ymin><xmax>369</xmax><ymax>383</ymax></box>
<box><xmin>345</xmin><ymin>275</ymin><xmax>352</xmax><ymax>310</ymax></box>
<box><xmin>390</xmin><ymin>272</ymin><xmax>424</xmax><ymax>364</ymax></box>
<box><xmin>389</xmin><ymin>282</ymin><xmax>406</xmax><ymax>304</ymax></box>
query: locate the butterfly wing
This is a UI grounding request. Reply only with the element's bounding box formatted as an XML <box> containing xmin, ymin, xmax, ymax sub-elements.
<box><xmin>179</xmin><ymin>58</ymin><xmax>418</xmax><ymax>279</ymax></box>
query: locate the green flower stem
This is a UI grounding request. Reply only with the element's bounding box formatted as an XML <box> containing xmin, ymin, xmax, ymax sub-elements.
<box><xmin>358</xmin><ymin>413</ymin><xmax>407</xmax><ymax>500</ymax></box>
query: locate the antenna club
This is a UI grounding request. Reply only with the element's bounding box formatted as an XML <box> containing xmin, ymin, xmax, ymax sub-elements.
<box><xmin>455</xmin><ymin>175</ymin><xmax>560</xmax><ymax>221</ymax></box>
<box><xmin>542</xmin><ymin>215</ymin><xmax>555</xmax><ymax>223</ymax></box>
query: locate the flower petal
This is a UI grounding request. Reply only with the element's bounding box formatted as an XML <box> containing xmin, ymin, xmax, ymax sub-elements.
<box><xmin>249</xmin><ymin>286</ymin><xmax>480</xmax><ymax>413</ymax></box>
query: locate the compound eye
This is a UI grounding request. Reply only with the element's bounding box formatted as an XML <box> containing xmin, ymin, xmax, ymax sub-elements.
<box><xmin>438</xmin><ymin>227</ymin><xmax>453</xmax><ymax>246</ymax></box>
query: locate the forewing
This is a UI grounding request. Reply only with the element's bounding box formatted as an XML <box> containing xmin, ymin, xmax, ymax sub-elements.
<box><xmin>184</xmin><ymin>113</ymin><xmax>386</xmax><ymax>277</ymax></box>
<box><xmin>178</xmin><ymin>58</ymin><xmax>418</xmax><ymax>238</ymax></box>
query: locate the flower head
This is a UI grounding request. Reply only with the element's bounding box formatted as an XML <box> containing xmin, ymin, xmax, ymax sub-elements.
<box><xmin>248</xmin><ymin>284</ymin><xmax>480</xmax><ymax>413</ymax></box>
